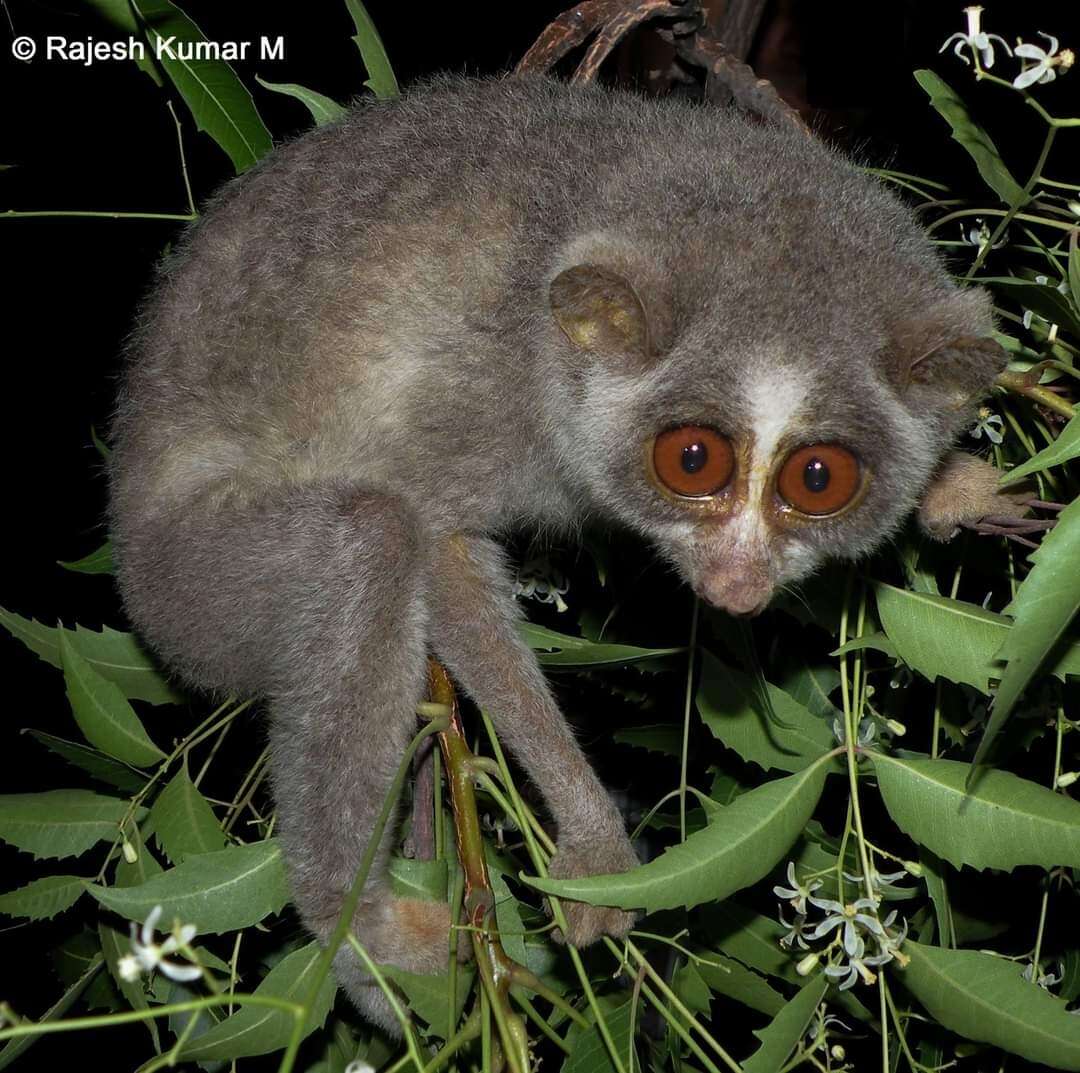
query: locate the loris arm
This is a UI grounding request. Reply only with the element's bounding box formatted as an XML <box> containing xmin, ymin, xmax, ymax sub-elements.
<box><xmin>918</xmin><ymin>451</ymin><xmax>1052</xmax><ymax>544</ymax></box>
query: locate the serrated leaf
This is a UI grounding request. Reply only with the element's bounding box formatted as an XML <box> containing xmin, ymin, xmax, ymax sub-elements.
<box><xmin>696</xmin><ymin>955</ymin><xmax>785</xmax><ymax>1015</ymax></box>
<box><xmin>741</xmin><ymin>976</ymin><xmax>827</xmax><ymax>1073</ymax></box>
<box><xmin>522</xmin><ymin>623</ymin><xmax>682</xmax><ymax>668</ymax></box>
<box><xmin>697</xmin><ymin>652</ymin><xmax>834</xmax><ymax>772</ymax></box>
<box><xmin>115</xmin><ymin>820</ymin><xmax>164</xmax><ymax>887</ymax></box>
<box><xmin>59</xmin><ymin>632</ymin><xmax>165</xmax><ymax>767</ymax></box>
<box><xmin>0</xmin><ymin>790</ymin><xmax>144</xmax><ymax>860</ymax></box>
<box><xmin>59</xmin><ymin>540</ymin><xmax>114</xmax><ymax>575</ymax></box>
<box><xmin>0</xmin><ymin>607</ymin><xmax>178</xmax><ymax>705</ymax></box>
<box><xmin>150</xmin><ymin>765</ymin><xmax>226</xmax><ymax>863</ymax></box>
<box><xmin>490</xmin><ymin>868</ymin><xmax>528</xmax><ymax>968</ymax></box>
<box><xmin>380</xmin><ymin>965</ymin><xmax>474</xmax><ymax>1037</ymax></box>
<box><xmin>343</xmin><ymin>0</ymin><xmax>398</xmax><ymax>99</ymax></box>
<box><xmin>0</xmin><ymin>949</ymin><xmax>104</xmax><ymax>1071</ymax></box>
<box><xmin>0</xmin><ymin>875</ymin><xmax>86</xmax><ymax>920</ymax></box>
<box><xmin>914</xmin><ymin>70</ymin><xmax>1026</xmax><ymax>206</ymax></box>
<box><xmin>1000</xmin><ymin>414</ymin><xmax>1080</xmax><ymax>485</ymax></box>
<box><xmin>776</xmin><ymin>662</ymin><xmax>841</xmax><ymax>720</ymax></box>
<box><xmin>255</xmin><ymin>77</ymin><xmax>346</xmax><ymax>126</ymax></box>
<box><xmin>86</xmin><ymin>840</ymin><xmax>287</xmax><ymax>933</ymax></box>
<box><xmin>982</xmin><ymin>276</ymin><xmax>1080</xmax><ymax>339</ymax></box>
<box><xmin>871</xmin><ymin>754</ymin><xmax>1080</xmax><ymax>871</ymax></box>
<box><xmin>525</xmin><ymin>755</ymin><xmax>830</xmax><ymax>912</ymax></box>
<box><xmin>975</xmin><ymin>496</ymin><xmax>1080</xmax><ymax>769</ymax></box>
<box><xmin>100</xmin><ymin>920</ymin><xmax>161</xmax><ymax>1050</ymax></box>
<box><xmin>130</xmin><ymin>0</ymin><xmax>273</xmax><ymax>173</ymax></box>
<box><xmin>27</xmin><ymin>731</ymin><xmax>146</xmax><ymax>792</ymax></box>
<box><xmin>177</xmin><ymin>941</ymin><xmax>335</xmax><ymax>1060</ymax></box>
<box><xmin>562</xmin><ymin>997</ymin><xmax>635</xmax><ymax>1073</ymax></box>
<box><xmin>901</xmin><ymin>940</ymin><xmax>1080</xmax><ymax>1069</ymax></box>
<box><xmin>612</xmin><ymin>724</ymin><xmax>681</xmax><ymax>756</ymax></box>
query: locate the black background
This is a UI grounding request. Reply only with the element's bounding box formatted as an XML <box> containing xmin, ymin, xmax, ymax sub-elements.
<box><xmin>1</xmin><ymin>0</ymin><xmax>1079</xmax><ymax>1058</ymax></box>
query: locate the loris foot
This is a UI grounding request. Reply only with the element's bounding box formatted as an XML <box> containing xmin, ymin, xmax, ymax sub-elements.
<box><xmin>547</xmin><ymin>837</ymin><xmax>639</xmax><ymax>946</ymax></box>
<box><xmin>918</xmin><ymin>452</ymin><xmax>1051</xmax><ymax>545</ymax></box>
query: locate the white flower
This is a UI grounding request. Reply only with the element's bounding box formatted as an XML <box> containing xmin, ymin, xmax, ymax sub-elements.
<box><xmin>940</xmin><ymin>6</ymin><xmax>1012</xmax><ymax>68</ymax></box>
<box><xmin>513</xmin><ymin>557</ymin><xmax>570</xmax><ymax>612</ymax></box>
<box><xmin>823</xmin><ymin>933</ymin><xmax>892</xmax><ymax>990</ymax></box>
<box><xmin>970</xmin><ymin>407</ymin><xmax>1004</xmax><ymax>444</ymax></box>
<box><xmin>124</xmin><ymin>905</ymin><xmax>202</xmax><ymax>984</ymax></box>
<box><xmin>1013</xmin><ymin>33</ymin><xmax>1075</xmax><ymax>89</ymax></box>
<box><xmin>807</xmin><ymin>896</ymin><xmax>885</xmax><ymax>955</ymax></box>
<box><xmin>773</xmin><ymin>861</ymin><xmax>823</xmax><ymax>915</ymax></box>
<box><xmin>345</xmin><ymin>1063</ymin><xmax>376</xmax><ymax>1073</ymax></box>
<box><xmin>778</xmin><ymin>907</ymin><xmax>812</xmax><ymax>950</ymax></box>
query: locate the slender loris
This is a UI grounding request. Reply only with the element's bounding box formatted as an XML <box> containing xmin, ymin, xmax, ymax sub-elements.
<box><xmin>109</xmin><ymin>75</ymin><xmax>1022</xmax><ymax>1029</ymax></box>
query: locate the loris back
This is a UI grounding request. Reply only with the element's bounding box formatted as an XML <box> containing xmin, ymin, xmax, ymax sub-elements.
<box><xmin>109</xmin><ymin>75</ymin><xmax>1005</xmax><ymax>1032</ymax></box>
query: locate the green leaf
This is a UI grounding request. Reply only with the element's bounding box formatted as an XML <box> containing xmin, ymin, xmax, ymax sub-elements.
<box><xmin>99</xmin><ymin>920</ymin><xmax>161</xmax><ymax>1049</ymax></box>
<box><xmin>913</xmin><ymin>70</ymin><xmax>1026</xmax><ymax>206</ymax></box>
<box><xmin>562</xmin><ymin>997</ymin><xmax>635</xmax><ymax>1073</ymax></box>
<box><xmin>59</xmin><ymin>540</ymin><xmax>114</xmax><ymax>575</ymax></box>
<box><xmin>81</xmin><ymin>0</ymin><xmax>164</xmax><ymax>85</ymax></box>
<box><xmin>381</xmin><ymin>965</ymin><xmax>474</xmax><ymax>1037</ymax></box>
<box><xmin>696</xmin><ymin>955</ymin><xmax>785</xmax><ymax>1016</ymax></box>
<box><xmin>177</xmin><ymin>941</ymin><xmax>335</xmax><ymax>1060</ymax></box>
<box><xmin>612</xmin><ymin>724</ymin><xmax>681</xmax><ymax>756</ymax></box>
<box><xmin>976</xmin><ymin>496</ymin><xmax>1080</xmax><ymax>769</ymax></box>
<box><xmin>522</xmin><ymin>623</ymin><xmax>682</xmax><ymax>668</ymax></box>
<box><xmin>0</xmin><ymin>790</ymin><xmax>144</xmax><ymax>860</ymax></box>
<box><xmin>388</xmin><ymin>856</ymin><xmax>448</xmax><ymax>901</ymax></box>
<box><xmin>343</xmin><ymin>0</ymin><xmax>399</xmax><ymax>99</ymax></box>
<box><xmin>150</xmin><ymin>765</ymin><xmax>226</xmax><ymax>863</ymax></box>
<box><xmin>490</xmin><ymin>868</ymin><xmax>528</xmax><ymax>968</ymax></box>
<box><xmin>920</xmin><ymin>849</ymin><xmax>954</xmax><ymax>949</ymax></box>
<box><xmin>115</xmin><ymin>820</ymin><xmax>164</xmax><ymax>887</ymax></box>
<box><xmin>982</xmin><ymin>277</ymin><xmax>1080</xmax><ymax>340</ymax></box>
<box><xmin>86</xmin><ymin>840</ymin><xmax>288</xmax><ymax>933</ymax></box>
<box><xmin>0</xmin><ymin>874</ymin><xmax>86</xmax><ymax>920</ymax></box>
<box><xmin>742</xmin><ymin>976</ymin><xmax>827</xmax><ymax>1073</ymax></box>
<box><xmin>871</xmin><ymin>754</ymin><xmax>1080</xmax><ymax>871</ymax></box>
<box><xmin>525</xmin><ymin>755</ymin><xmax>830</xmax><ymax>912</ymax></box>
<box><xmin>776</xmin><ymin>662</ymin><xmax>841</xmax><ymax>720</ymax></box>
<box><xmin>697</xmin><ymin>652</ymin><xmax>834</xmax><ymax>772</ymax></box>
<box><xmin>0</xmin><ymin>607</ymin><xmax>178</xmax><ymax>705</ymax></box>
<box><xmin>255</xmin><ymin>77</ymin><xmax>346</xmax><ymax>126</ymax></box>
<box><xmin>1070</xmin><ymin>229</ymin><xmax>1080</xmax><ymax>313</ymax></box>
<box><xmin>901</xmin><ymin>940</ymin><xmax>1080</xmax><ymax>1069</ymax></box>
<box><xmin>1000</xmin><ymin>414</ymin><xmax>1080</xmax><ymax>485</ymax></box>
<box><xmin>0</xmin><ymin>950</ymin><xmax>104</xmax><ymax>1072</ymax></box>
<box><xmin>130</xmin><ymin>0</ymin><xmax>273</xmax><ymax>173</ymax></box>
<box><xmin>27</xmin><ymin>731</ymin><xmax>146</xmax><ymax>793</ymax></box>
<box><xmin>59</xmin><ymin>632</ymin><xmax>165</xmax><ymax>767</ymax></box>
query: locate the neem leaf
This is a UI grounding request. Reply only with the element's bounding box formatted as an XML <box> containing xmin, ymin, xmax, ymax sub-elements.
<box><xmin>343</xmin><ymin>0</ymin><xmax>399</xmax><ymax>99</ymax></box>
<box><xmin>150</xmin><ymin>765</ymin><xmax>226</xmax><ymax>863</ymax></box>
<box><xmin>696</xmin><ymin>955</ymin><xmax>785</xmax><ymax>1016</ymax></box>
<box><xmin>901</xmin><ymin>940</ymin><xmax>1080</xmax><ymax>1069</ymax></box>
<box><xmin>255</xmin><ymin>78</ymin><xmax>346</xmax><ymax>126</ymax></box>
<box><xmin>562</xmin><ymin>997</ymin><xmax>636</xmax><ymax>1073</ymax></box>
<box><xmin>871</xmin><ymin>754</ymin><xmax>1080</xmax><ymax>871</ymax></box>
<box><xmin>27</xmin><ymin>731</ymin><xmax>146</xmax><ymax>793</ymax></box>
<box><xmin>59</xmin><ymin>632</ymin><xmax>165</xmax><ymax>767</ymax></box>
<box><xmin>697</xmin><ymin>652</ymin><xmax>834</xmax><ymax>772</ymax></box>
<box><xmin>981</xmin><ymin>277</ymin><xmax>1080</xmax><ymax>340</ymax></box>
<box><xmin>380</xmin><ymin>965</ymin><xmax>474</xmax><ymax>1037</ymax></box>
<box><xmin>741</xmin><ymin>976</ymin><xmax>827</xmax><ymax>1073</ymax></box>
<box><xmin>0</xmin><ymin>790</ymin><xmax>143</xmax><ymax>860</ymax></box>
<box><xmin>86</xmin><ymin>840</ymin><xmax>287</xmax><ymax>933</ymax></box>
<box><xmin>177</xmin><ymin>941</ymin><xmax>335</xmax><ymax>1061</ymax></box>
<box><xmin>0</xmin><ymin>607</ymin><xmax>178</xmax><ymax>705</ymax></box>
<box><xmin>59</xmin><ymin>540</ymin><xmax>114</xmax><ymax>575</ymax></box>
<box><xmin>131</xmin><ymin>0</ymin><xmax>273</xmax><ymax>173</ymax></box>
<box><xmin>913</xmin><ymin>70</ymin><xmax>1026</xmax><ymax>206</ymax></box>
<box><xmin>525</xmin><ymin>755</ymin><xmax>830</xmax><ymax>912</ymax></box>
<box><xmin>521</xmin><ymin>623</ymin><xmax>682</xmax><ymax>668</ymax></box>
<box><xmin>975</xmin><ymin>496</ymin><xmax>1080</xmax><ymax>769</ymax></box>
<box><xmin>1000</xmin><ymin>413</ymin><xmax>1080</xmax><ymax>485</ymax></box>
<box><xmin>0</xmin><ymin>875</ymin><xmax>86</xmax><ymax>921</ymax></box>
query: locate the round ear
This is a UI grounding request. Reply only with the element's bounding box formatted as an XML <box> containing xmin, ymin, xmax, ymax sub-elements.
<box><xmin>549</xmin><ymin>264</ymin><xmax>651</xmax><ymax>360</ymax></box>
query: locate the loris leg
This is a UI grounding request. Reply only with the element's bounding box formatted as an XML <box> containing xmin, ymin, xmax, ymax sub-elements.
<box><xmin>918</xmin><ymin>451</ymin><xmax>1044</xmax><ymax>542</ymax></box>
<box><xmin>115</xmin><ymin>480</ymin><xmax>449</xmax><ymax>1033</ymax></box>
<box><xmin>428</xmin><ymin>533</ymin><xmax>638</xmax><ymax>946</ymax></box>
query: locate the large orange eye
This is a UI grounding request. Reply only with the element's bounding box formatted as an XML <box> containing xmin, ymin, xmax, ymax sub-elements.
<box><xmin>777</xmin><ymin>444</ymin><xmax>861</xmax><ymax>516</ymax></box>
<box><xmin>652</xmin><ymin>426</ymin><xmax>735</xmax><ymax>498</ymax></box>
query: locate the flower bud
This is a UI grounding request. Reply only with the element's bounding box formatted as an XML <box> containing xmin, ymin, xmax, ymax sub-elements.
<box><xmin>122</xmin><ymin>838</ymin><xmax>138</xmax><ymax>864</ymax></box>
<box><xmin>796</xmin><ymin>952</ymin><xmax>820</xmax><ymax>976</ymax></box>
<box><xmin>886</xmin><ymin>719</ymin><xmax>906</xmax><ymax>737</ymax></box>
<box><xmin>1056</xmin><ymin>771</ymin><xmax>1078</xmax><ymax>789</ymax></box>
<box><xmin>902</xmin><ymin>860</ymin><xmax>923</xmax><ymax>877</ymax></box>
<box><xmin>830</xmin><ymin>1045</ymin><xmax>846</xmax><ymax>1061</ymax></box>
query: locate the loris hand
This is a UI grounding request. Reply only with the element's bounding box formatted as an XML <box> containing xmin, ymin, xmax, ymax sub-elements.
<box><xmin>918</xmin><ymin>452</ymin><xmax>1052</xmax><ymax>544</ymax></box>
<box><xmin>547</xmin><ymin>834</ymin><xmax>640</xmax><ymax>947</ymax></box>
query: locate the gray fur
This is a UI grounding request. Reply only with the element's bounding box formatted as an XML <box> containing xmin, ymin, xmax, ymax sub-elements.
<box><xmin>108</xmin><ymin>74</ymin><xmax>1007</xmax><ymax>1030</ymax></box>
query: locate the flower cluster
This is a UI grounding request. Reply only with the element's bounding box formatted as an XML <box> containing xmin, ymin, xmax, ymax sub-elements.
<box><xmin>116</xmin><ymin>905</ymin><xmax>201</xmax><ymax>984</ymax></box>
<box><xmin>513</xmin><ymin>556</ymin><xmax>570</xmax><ymax>612</ymax></box>
<box><xmin>774</xmin><ymin>862</ymin><xmax>910</xmax><ymax>991</ymax></box>
<box><xmin>941</xmin><ymin>7</ymin><xmax>1074</xmax><ymax>89</ymax></box>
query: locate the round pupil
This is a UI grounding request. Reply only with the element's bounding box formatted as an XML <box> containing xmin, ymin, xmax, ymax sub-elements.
<box><xmin>681</xmin><ymin>441</ymin><xmax>708</xmax><ymax>474</ymax></box>
<box><xmin>803</xmin><ymin>458</ymin><xmax>830</xmax><ymax>494</ymax></box>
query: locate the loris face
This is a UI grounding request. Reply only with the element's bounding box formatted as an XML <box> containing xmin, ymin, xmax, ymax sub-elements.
<box><xmin>546</xmin><ymin>238</ymin><xmax>1006</xmax><ymax>616</ymax></box>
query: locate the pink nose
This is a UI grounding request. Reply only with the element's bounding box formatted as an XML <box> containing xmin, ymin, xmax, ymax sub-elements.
<box><xmin>700</xmin><ymin>571</ymin><xmax>772</xmax><ymax>617</ymax></box>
